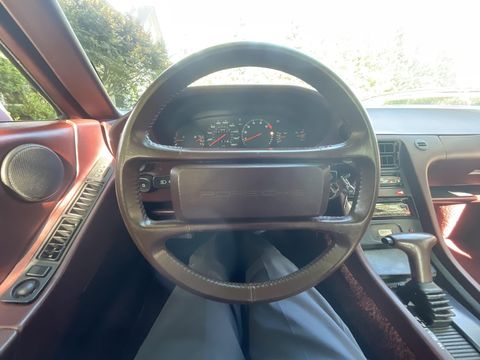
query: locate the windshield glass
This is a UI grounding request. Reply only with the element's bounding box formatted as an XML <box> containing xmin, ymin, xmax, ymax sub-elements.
<box><xmin>60</xmin><ymin>0</ymin><xmax>480</xmax><ymax>110</ymax></box>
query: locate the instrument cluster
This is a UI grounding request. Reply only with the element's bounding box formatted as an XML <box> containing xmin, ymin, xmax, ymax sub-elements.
<box><xmin>151</xmin><ymin>86</ymin><xmax>339</xmax><ymax>149</ymax></box>
<box><xmin>173</xmin><ymin>115</ymin><xmax>309</xmax><ymax>148</ymax></box>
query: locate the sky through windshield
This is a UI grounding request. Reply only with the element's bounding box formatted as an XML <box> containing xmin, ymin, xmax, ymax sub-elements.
<box><xmin>63</xmin><ymin>0</ymin><xmax>480</xmax><ymax>108</ymax></box>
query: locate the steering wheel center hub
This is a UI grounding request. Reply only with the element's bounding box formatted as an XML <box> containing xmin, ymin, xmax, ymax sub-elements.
<box><xmin>170</xmin><ymin>164</ymin><xmax>331</xmax><ymax>221</ymax></box>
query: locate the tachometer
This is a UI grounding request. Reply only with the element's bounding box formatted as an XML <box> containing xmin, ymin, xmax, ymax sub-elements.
<box><xmin>241</xmin><ymin>119</ymin><xmax>274</xmax><ymax>147</ymax></box>
<box><xmin>206</xmin><ymin>119</ymin><xmax>240</xmax><ymax>147</ymax></box>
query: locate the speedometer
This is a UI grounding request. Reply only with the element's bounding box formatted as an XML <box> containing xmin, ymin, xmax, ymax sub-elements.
<box><xmin>241</xmin><ymin>119</ymin><xmax>274</xmax><ymax>147</ymax></box>
<box><xmin>205</xmin><ymin>119</ymin><xmax>240</xmax><ymax>147</ymax></box>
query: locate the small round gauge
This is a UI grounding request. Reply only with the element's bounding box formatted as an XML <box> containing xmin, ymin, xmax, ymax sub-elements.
<box><xmin>295</xmin><ymin>129</ymin><xmax>306</xmax><ymax>144</ymax></box>
<box><xmin>241</xmin><ymin>119</ymin><xmax>275</xmax><ymax>147</ymax></box>
<box><xmin>276</xmin><ymin>128</ymin><xmax>307</xmax><ymax>147</ymax></box>
<box><xmin>271</xmin><ymin>119</ymin><xmax>306</xmax><ymax>147</ymax></box>
<box><xmin>275</xmin><ymin>130</ymin><xmax>288</xmax><ymax>145</ymax></box>
<box><xmin>206</xmin><ymin>119</ymin><xmax>240</xmax><ymax>147</ymax></box>
<box><xmin>174</xmin><ymin>126</ymin><xmax>205</xmax><ymax>147</ymax></box>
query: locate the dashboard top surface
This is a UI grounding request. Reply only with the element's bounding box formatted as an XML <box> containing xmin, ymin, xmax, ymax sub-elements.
<box><xmin>367</xmin><ymin>106</ymin><xmax>480</xmax><ymax>135</ymax></box>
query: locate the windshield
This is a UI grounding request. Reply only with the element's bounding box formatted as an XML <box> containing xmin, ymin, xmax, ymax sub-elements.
<box><xmin>60</xmin><ymin>0</ymin><xmax>480</xmax><ymax>110</ymax></box>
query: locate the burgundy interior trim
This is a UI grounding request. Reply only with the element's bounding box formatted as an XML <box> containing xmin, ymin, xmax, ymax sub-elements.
<box><xmin>0</xmin><ymin>179</ymin><xmax>127</xmax><ymax>359</ymax></box>
<box><xmin>1</xmin><ymin>0</ymin><xmax>118</xmax><ymax>120</ymax></box>
<box><xmin>0</xmin><ymin>119</ymin><xmax>111</xmax><ymax>359</ymax></box>
<box><xmin>436</xmin><ymin>203</ymin><xmax>480</xmax><ymax>284</ymax></box>
<box><xmin>0</xmin><ymin>328</ymin><xmax>17</xmax><ymax>359</ymax></box>
<box><xmin>0</xmin><ymin>119</ymin><xmax>105</xmax><ymax>284</ymax></box>
<box><xmin>429</xmin><ymin>158</ymin><xmax>480</xmax><ymax>188</ymax></box>
<box><xmin>432</xmin><ymin>196</ymin><xmax>479</xmax><ymax>205</ymax></box>
<box><xmin>0</xmin><ymin>121</ymin><xmax>74</xmax><ymax>283</ymax></box>
<box><xmin>107</xmin><ymin>114</ymin><xmax>128</xmax><ymax>156</ymax></box>
<box><xmin>100</xmin><ymin>120</ymin><xmax>114</xmax><ymax>154</ymax></box>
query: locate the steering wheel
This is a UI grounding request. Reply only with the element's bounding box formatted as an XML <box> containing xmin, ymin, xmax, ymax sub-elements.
<box><xmin>116</xmin><ymin>42</ymin><xmax>379</xmax><ymax>303</ymax></box>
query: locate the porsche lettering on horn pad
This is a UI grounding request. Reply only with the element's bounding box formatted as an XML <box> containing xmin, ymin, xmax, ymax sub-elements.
<box><xmin>170</xmin><ymin>164</ymin><xmax>331</xmax><ymax>220</ymax></box>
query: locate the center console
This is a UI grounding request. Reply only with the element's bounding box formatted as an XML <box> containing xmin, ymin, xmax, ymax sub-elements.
<box><xmin>362</xmin><ymin>140</ymin><xmax>480</xmax><ymax>359</ymax></box>
<box><xmin>362</xmin><ymin>141</ymin><xmax>426</xmax><ymax>283</ymax></box>
<box><xmin>363</xmin><ymin>142</ymin><xmax>422</xmax><ymax>248</ymax></box>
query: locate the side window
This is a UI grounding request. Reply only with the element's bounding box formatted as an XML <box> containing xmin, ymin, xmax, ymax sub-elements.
<box><xmin>0</xmin><ymin>47</ymin><xmax>58</xmax><ymax>121</ymax></box>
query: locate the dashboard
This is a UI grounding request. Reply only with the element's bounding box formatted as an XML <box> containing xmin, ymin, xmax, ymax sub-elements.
<box><xmin>152</xmin><ymin>86</ymin><xmax>345</xmax><ymax>148</ymax></box>
<box><xmin>144</xmin><ymin>85</ymin><xmax>480</xmax><ymax>281</ymax></box>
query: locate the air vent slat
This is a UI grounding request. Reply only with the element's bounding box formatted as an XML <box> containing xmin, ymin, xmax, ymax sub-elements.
<box><xmin>378</xmin><ymin>141</ymin><xmax>400</xmax><ymax>169</ymax></box>
<box><xmin>59</xmin><ymin>224</ymin><xmax>75</xmax><ymax>231</ymax></box>
<box><xmin>56</xmin><ymin>230</ymin><xmax>71</xmax><ymax>237</ymax></box>
<box><xmin>68</xmin><ymin>182</ymin><xmax>102</xmax><ymax>218</ymax></box>
<box><xmin>38</xmin><ymin>217</ymin><xmax>81</xmax><ymax>261</ymax></box>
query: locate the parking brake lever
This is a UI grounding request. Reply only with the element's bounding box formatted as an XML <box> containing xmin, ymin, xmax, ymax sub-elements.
<box><xmin>382</xmin><ymin>233</ymin><xmax>454</xmax><ymax>327</ymax></box>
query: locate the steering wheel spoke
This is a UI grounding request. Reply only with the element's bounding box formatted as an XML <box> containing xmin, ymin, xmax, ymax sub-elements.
<box><xmin>130</xmin><ymin>219</ymin><xmax>184</xmax><ymax>250</ymax></box>
<box><xmin>135</xmin><ymin>215</ymin><xmax>364</xmax><ymax>250</ymax></box>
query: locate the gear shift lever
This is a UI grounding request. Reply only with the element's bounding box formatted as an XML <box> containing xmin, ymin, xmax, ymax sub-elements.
<box><xmin>382</xmin><ymin>233</ymin><xmax>454</xmax><ymax>327</ymax></box>
<box><xmin>382</xmin><ymin>233</ymin><xmax>436</xmax><ymax>283</ymax></box>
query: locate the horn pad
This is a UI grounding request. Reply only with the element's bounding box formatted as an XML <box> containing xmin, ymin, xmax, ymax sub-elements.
<box><xmin>170</xmin><ymin>164</ymin><xmax>330</xmax><ymax>221</ymax></box>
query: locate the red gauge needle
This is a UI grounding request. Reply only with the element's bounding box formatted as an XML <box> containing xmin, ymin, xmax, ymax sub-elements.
<box><xmin>243</xmin><ymin>132</ymin><xmax>262</xmax><ymax>142</ymax></box>
<box><xmin>208</xmin><ymin>133</ymin><xmax>227</xmax><ymax>147</ymax></box>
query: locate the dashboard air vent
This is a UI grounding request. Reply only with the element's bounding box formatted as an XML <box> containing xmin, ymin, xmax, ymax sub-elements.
<box><xmin>38</xmin><ymin>217</ymin><xmax>81</xmax><ymax>261</ymax></box>
<box><xmin>68</xmin><ymin>182</ymin><xmax>102</xmax><ymax>218</ymax></box>
<box><xmin>378</xmin><ymin>141</ymin><xmax>400</xmax><ymax>169</ymax></box>
<box><xmin>414</xmin><ymin>139</ymin><xmax>429</xmax><ymax>151</ymax></box>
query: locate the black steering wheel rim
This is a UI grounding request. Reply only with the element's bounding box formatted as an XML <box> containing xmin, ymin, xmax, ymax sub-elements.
<box><xmin>115</xmin><ymin>42</ymin><xmax>379</xmax><ymax>303</ymax></box>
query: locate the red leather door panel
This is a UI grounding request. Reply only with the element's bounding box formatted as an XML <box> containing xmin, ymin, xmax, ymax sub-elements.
<box><xmin>0</xmin><ymin>119</ymin><xmax>110</xmax><ymax>359</ymax></box>
<box><xmin>0</xmin><ymin>120</ymin><xmax>105</xmax><ymax>283</ymax></box>
<box><xmin>0</xmin><ymin>118</ymin><xmax>119</xmax><ymax>359</ymax></box>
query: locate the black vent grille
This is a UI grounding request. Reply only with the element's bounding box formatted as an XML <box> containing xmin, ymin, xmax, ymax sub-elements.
<box><xmin>38</xmin><ymin>217</ymin><xmax>81</xmax><ymax>261</ymax></box>
<box><xmin>378</xmin><ymin>141</ymin><xmax>400</xmax><ymax>169</ymax></box>
<box><xmin>68</xmin><ymin>182</ymin><xmax>102</xmax><ymax>217</ymax></box>
<box><xmin>431</xmin><ymin>325</ymin><xmax>480</xmax><ymax>359</ymax></box>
